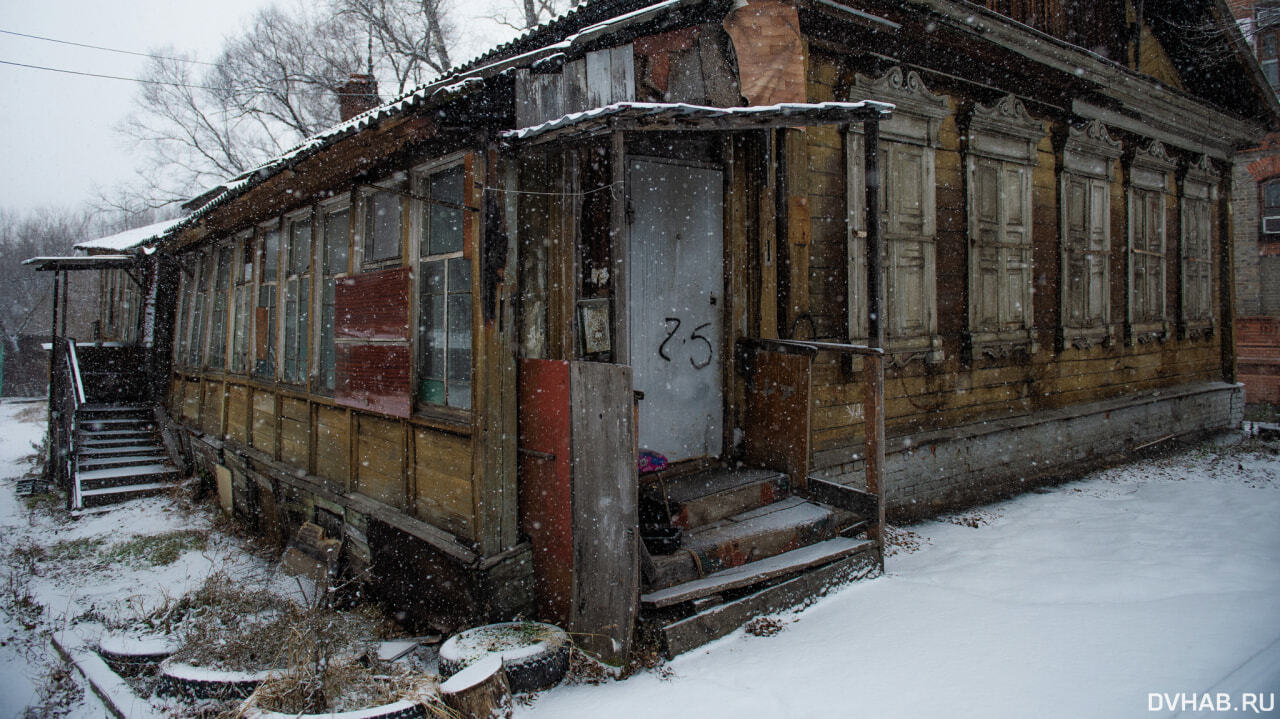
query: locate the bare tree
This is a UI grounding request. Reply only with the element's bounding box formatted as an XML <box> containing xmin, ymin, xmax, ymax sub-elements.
<box><xmin>490</xmin><ymin>0</ymin><xmax>581</xmax><ymax>33</ymax></box>
<box><xmin>332</xmin><ymin>0</ymin><xmax>456</xmax><ymax>94</ymax></box>
<box><xmin>0</xmin><ymin>207</ymin><xmax>95</xmax><ymax>336</ymax></box>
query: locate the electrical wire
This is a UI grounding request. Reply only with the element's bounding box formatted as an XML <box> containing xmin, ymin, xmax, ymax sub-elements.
<box><xmin>0</xmin><ymin>59</ymin><xmax>222</xmax><ymax>90</ymax></box>
<box><xmin>0</xmin><ymin>27</ymin><xmax>218</xmax><ymax>66</ymax></box>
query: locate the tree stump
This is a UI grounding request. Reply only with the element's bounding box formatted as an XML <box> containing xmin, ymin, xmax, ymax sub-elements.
<box><xmin>440</xmin><ymin>655</ymin><xmax>513</xmax><ymax>719</ymax></box>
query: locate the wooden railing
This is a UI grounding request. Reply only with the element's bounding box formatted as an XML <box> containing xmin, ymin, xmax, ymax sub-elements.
<box><xmin>48</xmin><ymin>338</ymin><xmax>84</xmax><ymax>500</ymax></box>
<box><xmin>736</xmin><ymin>338</ymin><xmax>887</xmax><ymax>568</ymax></box>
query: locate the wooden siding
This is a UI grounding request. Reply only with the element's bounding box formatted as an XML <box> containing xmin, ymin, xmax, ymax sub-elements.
<box><xmin>802</xmin><ymin>49</ymin><xmax>1227</xmax><ymax>472</ymax></box>
<box><xmin>414</xmin><ymin>428</ymin><xmax>474</xmax><ymax>541</ymax></box>
<box><xmin>201</xmin><ymin>381</ymin><xmax>224</xmax><ymax>437</ymax></box>
<box><xmin>314</xmin><ymin>405</ymin><xmax>350</xmax><ymax>490</ymax></box>
<box><xmin>280</xmin><ymin>396</ymin><xmax>309</xmax><ymax>468</ymax></box>
<box><xmin>251</xmin><ymin>389</ymin><xmax>278</xmax><ymax>456</ymax></box>
<box><xmin>226</xmin><ymin>384</ymin><xmax>249</xmax><ymax>445</ymax></box>
<box><xmin>355</xmin><ymin>414</ymin><xmax>406</xmax><ymax>509</ymax></box>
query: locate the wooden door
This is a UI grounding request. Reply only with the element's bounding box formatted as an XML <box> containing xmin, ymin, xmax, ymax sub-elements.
<box><xmin>626</xmin><ymin>158</ymin><xmax>725</xmax><ymax>463</ymax></box>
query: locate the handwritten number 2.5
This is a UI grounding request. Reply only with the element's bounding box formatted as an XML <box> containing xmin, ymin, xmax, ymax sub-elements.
<box><xmin>659</xmin><ymin>317</ymin><xmax>714</xmax><ymax>369</ymax></box>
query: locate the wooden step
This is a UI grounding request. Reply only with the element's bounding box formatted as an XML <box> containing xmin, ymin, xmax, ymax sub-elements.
<box><xmin>642</xmin><ymin>537</ymin><xmax>876</xmax><ymax>609</ymax></box>
<box><xmin>656</xmin><ymin>549</ymin><xmax>880</xmax><ymax>658</ymax></box>
<box><xmin>78</xmin><ymin>443</ymin><xmax>165</xmax><ymax>458</ymax></box>
<box><xmin>78</xmin><ymin>430</ymin><xmax>155</xmax><ymax>443</ymax></box>
<box><xmin>77</xmin><ymin>454</ymin><xmax>169</xmax><ymax>471</ymax></box>
<box><xmin>79</xmin><ymin>437</ymin><xmax>156</xmax><ymax>449</ymax></box>
<box><xmin>76</xmin><ymin>464</ymin><xmax>179</xmax><ymax>491</ymax></box>
<box><xmin>79</xmin><ymin>482</ymin><xmax>173</xmax><ymax>508</ymax></box>
<box><xmin>76</xmin><ymin>404</ymin><xmax>150</xmax><ymax>420</ymax></box>
<box><xmin>646</xmin><ymin>497</ymin><xmax>858</xmax><ymax>591</ymax></box>
<box><xmin>655</xmin><ymin>468</ymin><xmax>789</xmax><ymax>530</ymax></box>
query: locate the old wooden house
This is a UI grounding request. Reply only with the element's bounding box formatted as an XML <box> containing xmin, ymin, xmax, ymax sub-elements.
<box><xmin>37</xmin><ymin>0</ymin><xmax>1279</xmax><ymax>662</ymax></box>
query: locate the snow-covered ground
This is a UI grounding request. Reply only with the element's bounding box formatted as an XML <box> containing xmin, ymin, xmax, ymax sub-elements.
<box><xmin>519</xmin><ymin>433</ymin><xmax>1280</xmax><ymax>719</ymax></box>
<box><xmin>0</xmin><ymin>400</ymin><xmax>1276</xmax><ymax>718</ymax></box>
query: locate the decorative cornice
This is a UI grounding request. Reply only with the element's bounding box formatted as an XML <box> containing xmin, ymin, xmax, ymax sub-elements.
<box><xmin>1066</xmin><ymin>119</ymin><xmax>1123</xmax><ymax>159</ymax></box>
<box><xmin>970</xmin><ymin>94</ymin><xmax>1044</xmax><ymax>142</ymax></box>
<box><xmin>853</xmin><ymin>67</ymin><xmax>950</xmax><ymax>119</ymax></box>
<box><xmin>1185</xmin><ymin>154</ymin><xmax>1220</xmax><ymax>185</ymax></box>
<box><xmin>1133</xmin><ymin>140</ymin><xmax>1177</xmax><ymax>172</ymax></box>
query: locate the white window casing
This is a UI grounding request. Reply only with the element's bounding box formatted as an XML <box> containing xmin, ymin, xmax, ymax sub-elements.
<box><xmin>1059</xmin><ymin>119</ymin><xmax>1123</xmax><ymax>350</ymax></box>
<box><xmin>964</xmin><ymin>94</ymin><xmax>1044</xmax><ymax>358</ymax></box>
<box><xmin>847</xmin><ymin>67</ymin><xmax>949</xmax><ymax>364</ymax></box>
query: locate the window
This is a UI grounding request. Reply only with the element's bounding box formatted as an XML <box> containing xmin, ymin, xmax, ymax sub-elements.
<box><xmin>1261</xmin><ymin>31</ymin><xmax>1279</xmax><ymax>88</ymax></box>
<box><xmin>1059</xmin><ymin>120</ymin><xmax>1122</xmax><ymax>349</ymax></box>
<box><xmin>319</xmin><ymin>204</ymin><xmax>350</xmax><ymax>392</ymax></box>
<box><xmin>416</xmin><ymin>164</ymin><xmax>471</xmax><ymax>410</ymax></box>
<box><xmin>207</xmin><ymin>245</ymin><xmax>232</xmax><ymax>369</ymax></box>
<box><xmin>188</xmin><ymin>251</ymin><xmax>211</xmax><ymax>367</ymax></box>
<box><xmin>965</xmin><ymin>94</ymin><xmax>1044</xmax><ymax>356</ymax></box>
<box><xmin>846</xmin><ymin>68</ymin><xmax>948</xmax><ymax>363</ymax></box>
<box><xmin>362</xmin><ymin>185</ymin><xmax>403</xmax><ymax>265</ymax></box>
<box><xmin>173</xmin><ymin>258</ymin><xmax>193</xmax><ymax>366</ymax></box>
<box><xmin>230</xmin><ymin>234</ymin><xmax>253</xmax><ymax>373</ymax></box>
<box><xmin>255</xmin><ymin>224</ymin><xmax>280</xmax><ymax>377</ymax></box>
<box><xmin>1126</xmin><ymin>140</ymin><xmax>1175</xmax><ymax>342</ymax></box>
<box><xmin>283</xmin><ymin>214</ymin><xmax>311</xmax><ymax>385</ymax></box>
<box><xmin>1180</xmin><ymin>155</ymin><xmax>1217</xmax><ymax>337</ymax></box>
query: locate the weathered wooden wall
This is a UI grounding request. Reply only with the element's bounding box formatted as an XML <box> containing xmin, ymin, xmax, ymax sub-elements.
<box><xmin>802</xmin><ymin>48</ymin><xmax>1228</xmax><ymax>474</ymax></box>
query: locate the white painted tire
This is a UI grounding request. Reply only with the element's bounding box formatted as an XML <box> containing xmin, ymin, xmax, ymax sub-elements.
<box><xmin>437</xmin><ymin>622</ymin><xmax>570</xmax><ymax>693</ymax></box>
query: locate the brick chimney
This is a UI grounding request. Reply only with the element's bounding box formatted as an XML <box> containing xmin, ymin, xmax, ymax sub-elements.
<box><xmin>339</xmin><ymin>73</ymin><xmax>379</xmax><ymax>121</ymax></box>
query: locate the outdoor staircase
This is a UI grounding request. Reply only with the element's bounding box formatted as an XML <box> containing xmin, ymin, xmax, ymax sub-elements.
<box><xmin>639</xmin><ymin>467</ymin><xmax>880</xmax><ymax>657</ymax></box>
<box><xmin>71</xmin><ymin>404</ymin><xmax>180</xmax><ymax>509</ymax></box>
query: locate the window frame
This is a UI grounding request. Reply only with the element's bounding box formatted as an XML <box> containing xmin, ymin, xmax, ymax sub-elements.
<box><xmin>230</xmin><ymin>231</ymin><xmax>253</xmax><ymax>374</ymax></box>
<box><xmin>1179</xmin><ymin>155</ymin><xmax>1218</xmax><ymax>339</ymax></box>
<box><xmin>846</xmin><ymin>67</ymin><xmax>948</xmax><ymax>364</ymax></box>
<box><xmin>358</xmin><ymin>174</ymin><xmax>407</xmax><ymax>270</ymax></box>
<box><xmin>964</xmin><ymin>94</ymin><xmax>1044</xmax><ymax>359</ymax></box>
<box><xmin>1058</xmin><ymin>119</ymin><xmax>1123</xmax><ymax>350</ymax></box>
<box><xmin>282</xmin><ymin>209</ymin><xmax>314</xmax><ymax>387</ymax></box>
<box><xmin>254</xmin><ymin>219</ymin><xmax>282</xmax><ymax>379</ymax></box>
<box><xmin>1125</xmin><ymin>139</ymin><xmax>1176</xmax><ymax>344</ymax></box>
<box><xmin>316</xmin><ymin>195</ymin><xmax>352</xmax><ymax>394</ymax></box>
<box><xmin>411</xmin><ymin>156</ymin><xmax>473</xmax><ymax>414</ymax></box>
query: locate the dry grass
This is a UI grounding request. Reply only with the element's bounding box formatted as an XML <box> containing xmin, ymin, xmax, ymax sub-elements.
<box><xmin>244</xmin><ymin>662</ymin><xmax>449</xmax><ymax>716</ymax></box>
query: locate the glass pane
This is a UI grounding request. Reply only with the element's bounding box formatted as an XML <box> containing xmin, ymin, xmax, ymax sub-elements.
<box><xmin>448</xmin><ymin>257</ymin><xmax>471</xmax><ymax>293</ymax></box>
<box><xmin>365</xmin><ymin>191</ymin><xmax>401</xmax><ymax>261</ymax></box>
<box><xmin>320</xmin><ymin>281</ymin><xmax>336</xmax><ymax>391</ymax></box>
<box><xmin>324</xmin><ymin>208</ymin><xmax>350</xmax><ymax>275</ymax></box>
<box><xmin>298</xmin><ymin>283</ymin><xmax>309</xmax><ymax>377</ymax></box>
<box><xmin>423</xmin><ymin>261</ymin><xmax>445</xmax><ymax>296</ymax></box>
<box><xmin>262</xmin><ymin>229</ymin><xmax>279</xmax><ymax>280</ymax></box>
<box><xmin>447</xmin><ymin>381</ymin><xmax>471</xmax><ymax>410</ymax></box>
<box><xmin>418</xmin><ymin>379</ymin><xmax>445</xmax><ymax>405</ymax></box>
<box><xmin>447</xmin><ymin>293</ymin><xmax>472</xmax><ymax>382</ymax></box>
<box><xmin>421</xmin><ymin>293</ymin><xmax>445</xmax><ymax>381</ymax></box>
<box><xmin>431</xmin><ymin>165</ymin><xmax>464</xmax><ymax>205</ymax></box>
<box><xmin>428</xmin><ymin>205</ymin><xmax>463</xmax><ymax>255</ymax></box>
<box><xmin>290</xmin><ymin>220</ymin><xmax>311</xmax><ymax>275</ymax></box>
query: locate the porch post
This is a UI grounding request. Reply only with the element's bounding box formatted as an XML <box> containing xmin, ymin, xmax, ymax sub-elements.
<box><xmin>46</xmin><ymin>270</ymin><xmax>61</xmax><ymax>484</ymax></box>
<box><xmin>862</xmin><ymin>118</ymin><xmax>887</xmax><ymax>567</ymax></box>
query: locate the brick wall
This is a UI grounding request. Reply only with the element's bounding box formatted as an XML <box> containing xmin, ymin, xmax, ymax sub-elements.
<box><xmin>1233</xmin><ymin>155</ymin><xmax>1264</xmax><ymax>317</ymax></box>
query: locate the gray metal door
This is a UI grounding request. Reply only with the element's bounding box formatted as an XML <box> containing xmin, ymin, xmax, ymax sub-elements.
<box><xmin>627</xmin><ymin>159</ymin><xmax>724</xmax><ymax>462</ymax></box>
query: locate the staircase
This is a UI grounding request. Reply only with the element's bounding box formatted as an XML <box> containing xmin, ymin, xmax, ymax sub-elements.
<box><xmin>639</xmin><ymin>467</ymin><xmax>880</xmax><ymax>657</ymax></box>
<box><xmin>71</xmin><ymin>404</ymin><xmax>180</xmax><ymax>509</ymax></box>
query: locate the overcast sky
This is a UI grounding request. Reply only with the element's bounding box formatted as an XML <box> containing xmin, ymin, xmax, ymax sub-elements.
<box><xmin>0</xmin><ymin>1</ymin><xmax>517</xmax><ymax>219</ymax></box>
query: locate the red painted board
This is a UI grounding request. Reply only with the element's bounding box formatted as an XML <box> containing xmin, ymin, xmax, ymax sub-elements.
<box><xmin>335</xmin><ymin>267</ymin><xmax>411</xmax><ymax>341</ymax></box>
<box><xmin>517</xmin><ymin>359</ymin><xmax>574</xmax><ymax>625</ymax></box>
<box><xmin>335</xmin><ymin>343</ymin><xmax>412</xmax><ymax>417</ymax></box>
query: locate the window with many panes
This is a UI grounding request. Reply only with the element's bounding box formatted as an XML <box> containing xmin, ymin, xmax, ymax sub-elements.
<box><xmin>188</xmin><ymin>251</ymin><xmax>211</xmax><ymax>367</ymax></box>
<box><xmin>1126</xmin><ymin>140</ymin><xmax>1175</xmax><ymax>342</ymax></box>
<box><xmin>846</xmin><ymin>68</ymin><xmax>948</xmax><ymax>363</ymax></box>
<box><xmin>1180</xmin><ymin>156</ymin><xmax>1217</xmax><ymax>336</ymax></box>
<box><xmin>207</xmin><ymin>245</ymin><xmax>232</xmax><ymax>369</ymax></box>
<box><xmin>965</xmin><ymin>95</ymin><xmax>1044</xmax><ymax>356</ymax></box>
<box><xmin>283</xmin><ymin>214</ymin><xmax>311</xmax><ymax>385</ymax></box>
<box><xmin>230</xmin><ymin>234</ymin><xmax>253</xmax><ymax>373</ymax></box>
<box><xmin>319</xmin><ymin>203</ymin><xmax>349</xmax><ymax>392</ymax></box>
<box><xmin>1060</xmin><ymin>120</ymin><xmax>1122</xmax><ymax>348</ymax></box>
<box><xmin>255</xmin><ymin>224</ymin><xmax>280</xmax><ymax>377</ymax></box>
<box><xmin>174</xmin><ymin>257</ymin><xmax>193</xmax><ymax>366</ymax></box>
<box><xmin>416</xmin><ymin>164</ymin><xmax>471</xmax><ymax>410</ymax></box>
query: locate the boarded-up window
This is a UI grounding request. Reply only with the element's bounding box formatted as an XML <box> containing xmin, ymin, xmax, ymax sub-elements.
<box><xmin>1059</xmin><ymin>120</ymin><xmax>1122</xmax><ymax>348</ymax></box>
<box><xmin>1180</xmin><ymin>156</ymin><xmax>1217</xmax><ymax>336</ymax></box>
<box><xmin>334</xmin><ymin>267</ymin><xmax>412</xmax><ymax>417</ymax></box>
<box><xmin>965</xmin><ymin>95</ymin><xmax>1043</xmax><ymax>355</ymax></box>
<box><xmin>847</xmin><ymin>68</ymin><xmax>948</xmax><ymax>363</ymax></box>
<box><xmin>417</xmin><ymin>164</ymin><xmax>472</xmax><ymax>410</ymax></box>
<box><xmin>1126</xmin><ymin>140</ymin><xmax>1175</xmax><ymax>342</ymax></box>
<box><xmin>319</xmin><ymin>204</ymin><xmax>350</xmax><ymax>392</ymax></box>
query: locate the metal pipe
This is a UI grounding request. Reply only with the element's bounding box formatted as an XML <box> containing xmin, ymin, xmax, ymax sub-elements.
<box><xmin>864</xmin><ymin>119</ymin><xmax>884</xmax><ymax>350</ymax></box>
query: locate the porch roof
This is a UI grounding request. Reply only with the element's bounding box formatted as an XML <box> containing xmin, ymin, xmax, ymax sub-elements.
<box><xmin>22</xmin><ymin>255</ymin><xmax>139</xmax><ymax>272</ymax></box>
<box><xmin>500</xmin><ymin>100</ymin><xmax>895</xmax><ymax>145</ymax></box>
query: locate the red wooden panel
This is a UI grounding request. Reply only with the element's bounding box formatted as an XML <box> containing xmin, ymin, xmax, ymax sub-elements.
<box><xmin>335</xmin><ymin>267</ymin><xmax>411</xmax><ymax>341</ymax></box>
<box><xmin>517</xmin><ymin>359</ymin><xmax>574</xmax><ymax>625</ymax></box>
<box><xmin>335</xmin><ymin>343</ymin><xmax>412</xmax><ymax>417</ymax></box>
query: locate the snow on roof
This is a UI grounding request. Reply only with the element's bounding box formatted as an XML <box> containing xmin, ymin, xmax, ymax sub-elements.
<box><xmin>74</xmin><ymin>217</ymin><xmax>187</xmax><ymax>253</ymax></box>
<box><xmin>503</xmin><ymin>101</ymin><xmax>896</xmax><ymax>142</ymax></box>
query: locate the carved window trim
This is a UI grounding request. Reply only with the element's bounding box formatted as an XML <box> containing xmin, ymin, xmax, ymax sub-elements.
<box><xmin>1059</xmin><ymin>119</ymin><xmax>1122</xmax><ymax>350</ymax></box>
<box><xmin>964</xmin><ymin>94</ymin><xmax>1045</xmax><ymax>359</ymax></box>
<box><xmin>1125</xmin><ymin>140</ymin><xmax>1176</xmax><ymax>345</ymax></box>
<box><xmin>846</xmin><ymin>67</ymin><xmax>950</xmax><ymax>365</ymax></box>
<box><xmin>1179</xmin><ymin>154</ymin><xmax>1218</xmax><ymax>339</ymax></box>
